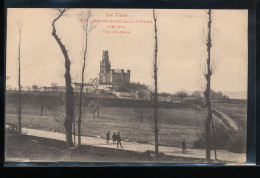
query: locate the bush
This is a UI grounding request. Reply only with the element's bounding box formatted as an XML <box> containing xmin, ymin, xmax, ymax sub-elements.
<box><xmin>193</xmin><ymin>124</ymin><xmax>246</xmax><ymax>153</ymax></box>
<box><xmin>192</xmin><ymin>133</ymin><xmax>205</xmax><ymax>149</ymax></box>
<box><xmin>6</xmin><ymin>124</ymin><xmax>20</xmax><ymax>138</ymax></box>
<box><xmin>226</xmin><ymin>130</ymin><xmax>246</xmax><ymax>153</ymax></box>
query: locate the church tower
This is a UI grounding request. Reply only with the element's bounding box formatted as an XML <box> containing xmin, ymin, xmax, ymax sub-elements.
<box><xmin>99</xmin><ymin>50</ymin><xmax>130</xmax><ymax>87</ymax></box>
<box><xmin>100</xmin><ymin>50</ymin><xmax>111</xmax><ymax>74</ymax></box>
<box><xmin>99</xmin><ymin>50</ymin><xmax>111</xmax><ymax>84</ymax></box>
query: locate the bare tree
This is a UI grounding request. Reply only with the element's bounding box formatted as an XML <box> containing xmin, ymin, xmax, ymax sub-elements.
<box><xmin>51</xmin><ymin>82</ymin><xmax>57</xmax><ymax>92</ymax></box>
<box><xmin>40</xmin><ymin>95</ymin><xmax>45</xmax><ymax>116</ymax></box>
<box><xmin>175</xmin><ymin>90</ymin><xmax>188</xmax><ymax>101</ymax></box>
<box><xmin>133</xmin><ymin>90</ymin><xmax>152</xmax><ymax>123</ymax></box>
<box><xmin>88</xmin><ymin>78</ymin><xmax>101</xmax><ymax>118</ymax></box>
<box><xmin>161</xmin><ymin>92</ymin><xmax>167</xmax><ymax>102</ymax></box>
<box><xmin>17</xmin><ymin>24</ymin><xmax>22</xmax><ymax>139</ymax></box>
<box><xmin>25</xmin><ymin>85</ymin><xmax>31</xmax><ymax>91</ymax></box>
<box><xmin>51</xmin><ymin>8</ymin><xmax>74</xmax><ymax>147</ymax></box>
<box><xmin>203</xmin><ymin>9</ymin><xmax>214</xmax><ymax>162</ymax></box>
<box><xmin>152</xmin><ymin>9</ymin><xmax>159</xmax><ymax>162</ymax></box>
<box><xmin>32</xmin><ymin>84</ymin><xmax>39</xmax><ymax>92</ymax></box>
<box><xmin>77</xmin><ymin>10</ymin><xmax>96</xmax><ymax>149</ymax></box>
<box><xmin>52</xmin><ymin>92</ymin><xmax>75</xmax><ymax>143</ymax></box>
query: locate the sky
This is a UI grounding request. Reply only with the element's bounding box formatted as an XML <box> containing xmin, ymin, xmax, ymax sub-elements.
<box><xmin>6</xmin><ymin>8</ymin><xmax>248</xmax><ymax>95</ymax></box>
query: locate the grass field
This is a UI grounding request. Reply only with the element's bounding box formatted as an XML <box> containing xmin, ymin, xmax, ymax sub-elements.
<box><xmin>5</xmin><ymin>102</ymin><xmax>247</xmax><ymax>150</ymax></box>
<box><xmin>5</xmin><ymin>103</ymin><xmax>203</xmax><ymax>148</ymax></box>
<box><xmin>212</xmin><ymin>103</ymin><xmax>247</xmax><ymax>130</ymax></box>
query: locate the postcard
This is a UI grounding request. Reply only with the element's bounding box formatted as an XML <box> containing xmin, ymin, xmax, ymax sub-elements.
<box><xmin>5</xmin><ymin>8</ymin><xmax>248</xmax><ymax>164</ymax></box>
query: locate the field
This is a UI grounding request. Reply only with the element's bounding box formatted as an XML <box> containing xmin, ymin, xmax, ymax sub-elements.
<box><xmin>6</xmin><ymin>102</ymin><xmax>203</xmax><ymax>148</ymax></box>
<box><xmin>212</xmin><ymin>103</ymin><xmax>247</xmax><ymax>130</ymax></box>
<box><xmin>5</xmin><ymin>99</ymin><xmax>247</xmax><ymax>151</ymax></box>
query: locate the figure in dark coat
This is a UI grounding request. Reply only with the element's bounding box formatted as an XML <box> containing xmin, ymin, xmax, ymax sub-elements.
<box><xmin>182</xmin><ymin>139</ymin><xmax>186</xmax><ymax>154</ymax></box>
<box><xmin>116</xmin><ymin>132</ymin><xmax>123</xmax><ymax>148</ymax></box>
<box><xmin>112</xmin><ymin>132</ymin><xmax>116</xmax><ymax>144</ymax></box>
<box><xmin>106</xmin><ymin>131</ymin><xmax>110</xmax><ymax>144</ymax></box>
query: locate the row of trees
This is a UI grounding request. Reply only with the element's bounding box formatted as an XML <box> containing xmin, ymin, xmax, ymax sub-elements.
<box><xmin>27</xmin><ymin>83</ymin><xmax>58</xmax><ymax>92</ymax></box>
<box><xmin>152</xmin><ymin>9</ymin><xmax>217</xmax><ymax>162</ymax></box>
<box><xmin>15</xmin><ymin>8</ymin><xmax>219</xmax><ymax>162</ymax></box>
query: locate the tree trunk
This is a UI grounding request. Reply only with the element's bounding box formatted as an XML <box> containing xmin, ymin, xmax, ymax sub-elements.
<box><xmin>97</xmin><ymin>102</ymin><xmax>100</xmax><ymax>117</ymax></box>
<box><xmin>40</xmin><ymin>104</ymin><xmax>43</xmax><ymax>116</ymax></box>
<box><xmin>40</xmin><ymin>97</ymin><xmax>44</xmax><ymax>116</ymax></box>
<box><xmin>52</xmin><ymin>11</ymin><xmax>74</xmax><ymax>147</ymax></box>
<box><xmin>73</xmin><ymin>114</ymin><xmax>76</xmax><ymax>145</ymax></box>
<box><xmin>18</xmin><ymin>26</ymin><xmax>22</xmax><ymax>139</ymax></box>
<box><xmin>153</xmin><ymin>9</ymin><xmax>159</xmax><ymax>162</ymax></box>
<box><xmin>78</xmin><ymin>29</ymin><xmax>88</xmax><ymax>149</ymax></box>
<box><xmin>204</xmin><ymin>9</ymin><xmax>213</xmax><ymax>162</ymax></box>
<box><xmin>211</xmin><ymin>117</ymin><xmax>217</xmax><ymax>160</ymax></box>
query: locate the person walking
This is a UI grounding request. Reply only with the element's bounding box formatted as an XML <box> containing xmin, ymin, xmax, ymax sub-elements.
<box><xmin>116</xmin><ymin>132</ymin><xmax>123</xmax><ymax>148</ymax></box>
<box><xmin>112</xmin><ymin>132</ymin><xmax>116</xmax><ymax>144</ymax></box>
<box><xmin>182</xmin><ymin>139</ymin><xmax>186</xmax><ymax>154</ymax></box>
<box><xmin>106</xmin><ymin>131</ymin><xmax>110</xmax><ymax>144</ymax></box>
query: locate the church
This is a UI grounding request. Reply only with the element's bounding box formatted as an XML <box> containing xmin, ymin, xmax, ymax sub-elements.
<box><xmin>99</xmin><ymin>50</ymin><xmax>130</xmax><ymax>91</ymax></box>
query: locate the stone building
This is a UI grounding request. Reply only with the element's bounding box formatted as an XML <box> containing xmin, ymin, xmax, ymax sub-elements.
<box><xmin>99</xmin><ymin>50</ymin><xmax>130</xmax><ymax>91</ymax></box>
<box><xmin>73</xmin><ymin>82</ymin><xmax>94</xmax><ymax>93</ymax></box>
<box><xmin>43</xmin><ymin>86</ymin><xmax>65</xmax><ymax>92</ymax></box>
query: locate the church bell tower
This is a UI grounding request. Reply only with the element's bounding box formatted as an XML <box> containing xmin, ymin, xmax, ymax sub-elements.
<box><xmin>100</xmin><ymin>50</ymin><xmax>111</xmax><ymax>74</ymax></box>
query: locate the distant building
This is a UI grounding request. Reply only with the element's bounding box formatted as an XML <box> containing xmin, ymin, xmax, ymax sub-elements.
<box><xmin>115</xmin><ymin>92</ymin><xmax>136</xmax><ymax>100</ymax></box>
<box><xmin>43</xmin><ymin>86</ymin><xmax>55</xmax><ymax>92</ymax></box>
<box><xmin>99</xmin><ymin>50</ymin><xmax>130</xmax><ymax>91</ymax></box>
<box><xmin>70</xmin><ymin>51</ymin><xmax>152</xmax><ymax>101</ymax></box>
<box><xmin>56</xmin><ymin>86</ymin><xmax>66</xmax><ymax>93</ymax></box>
<box><xmin>43</xmin><ymin>86</ymin><xmax>65</xmax><ymax>92</ymax></box>
<box><xmin>73</xmin><ymin>82</ymin><xmax>94</xmax><ymax>93</ymax></box>
<box><xmin>151</xmin><ymin>93</ymin><xmax>173</xmax><ymax>102</ymax></box>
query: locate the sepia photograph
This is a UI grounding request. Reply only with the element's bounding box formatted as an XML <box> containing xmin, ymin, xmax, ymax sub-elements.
<box><xmin>5</xmin><ymin>8</ymin><xmax>248</xmax><ymax>164</ymax></box>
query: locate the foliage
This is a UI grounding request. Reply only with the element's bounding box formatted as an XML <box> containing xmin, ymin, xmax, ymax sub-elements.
<box><xmin>6</xmin><ymin>124</ymin><xmax>20</xmax><ymax>138</ymax></box>
<box><xmin>133</xmin><ymin>104</ymin><xmax>153</xmax><ymax>123</ymax></box>
<box><xmin>210</xmin><ymin>90</ymin><xmax>230</xmax><ymax>103</ymax></box>
<box><xmin>51</xmin><ymin>82</ymin><xmax>57</xmax><ymax>88</ymax></box>
<box><xmin>193</xmin><ymin>124</ymin><xmax>246</xmax><ymax>153</ymax></box>
<box><xmin>88</xmin><ymin>78</ymin><xmax>102</xmax><ymax>118</ymax></box>
<box><xmin>191</xmin><ymin>90</ymin><xmax>230</xmax><ymax>103</ymax></box>
<box><xmin>32</xmin><ymin>84</ymin><xmax>39</xmax><ymax>92</ymax></box>
<box><xmin>174</xmin><ymin>90</ymin><xmax>188</xmax><ymax>100</ymax></box>
<box><xmin>212</xmin><ymin>103</ymin><xmax>247</xmax><ymax>130</ymax></box>
<box><xmin>87</xmin><ymin>99</ymin><xmax>102</xmax><ymax>118</ymax></box>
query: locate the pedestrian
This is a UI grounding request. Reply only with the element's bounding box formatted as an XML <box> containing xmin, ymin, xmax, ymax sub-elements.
<box><xmin>116</xmin><ymin>132</ymin><xmax>123</xmax><ymax>148</ymax></box>
<box><xmin>182</xmin><ymin>139</ymin><xmax>186</xmax><ymax>154</ymax></box>
<box><xmin>106</xmin><ymin>131</ymin><xmax>110</xmax><ymax>144</ymax></box>
<box><xmin>112</xmin><ymin>132</ymin><xmax>116</xmax><ymax>144</ymax></box>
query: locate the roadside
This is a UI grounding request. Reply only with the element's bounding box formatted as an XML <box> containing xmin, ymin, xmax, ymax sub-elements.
<box><xmin>212</xmin><ymin>108</ymin><xmax>239</xmax><ymax>130</ymax></box>
<box><xmin>193</xmin><ymin>104</ymin><xmax>240</xmax><ymax>130</ymax></box>
<box><xmin>5</xmin><ymin>129</ymin><xmax>208</xmax><ymax>164</ymax></box>
<box><xmin>5</xmin><ymin>125</ymin><xmax>246</xmax><ymax>163</ymax></box>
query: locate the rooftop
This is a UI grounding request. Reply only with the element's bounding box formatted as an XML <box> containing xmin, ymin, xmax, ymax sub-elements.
<box><xmin>73</xmin><ymin>82</ymin><xmax>93</xmax><ymax>86</ymax></box>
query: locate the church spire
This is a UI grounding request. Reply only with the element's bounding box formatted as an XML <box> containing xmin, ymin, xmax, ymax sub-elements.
<box><xmin>102</xmin><ymin>50</ymin><xmax>109</xmax><ymax>63</ymax></box>
<box><xmin>100</xmin><ymin>50</ymin><xmax>111</xmax><ymax>73</ymax></box>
